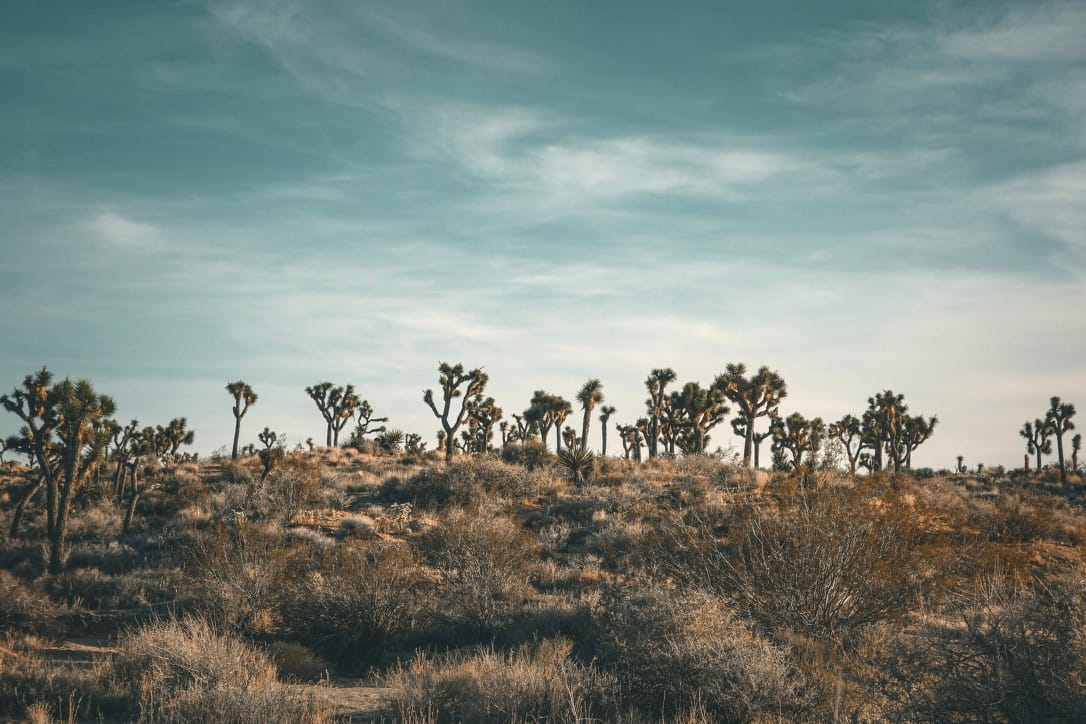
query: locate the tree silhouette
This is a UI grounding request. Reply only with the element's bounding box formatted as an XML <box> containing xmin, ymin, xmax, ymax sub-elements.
<box><xmin>462</xmin><ymin>395</ymin><xmax>502</xmax><ymax>453</ymax></box>
<box><xmin>598</xmin><ymin>405</ymin><xmax>616</xmax><ymax>456</ymax></box>
<box><xmin>257</xmin><ymin>427</ymin><xmax>284</xmax><ymax>482</ymax></box>
<box><xmin>225</xmin><ymin>381</ymin><xmax>256</xmax><ymax>459</ymax></box>
<box><xmin>306</xmin><ymin>382</ymin><xmax>360</xmax><ymax>446</ymax></box>
<box><xmin>1020</xmin><ymin>418</ymin><xmax>1053</xmax><ymax>473</ymax></box>
<box><xmin>828</xmin><ymin>414</ymin><xmax>865</xmax><ymax>474</ymax></box>
<box><xmin>770</xmin><ymin>412</ymin><xmax>825</xmax><ymax>470</ymax></box>
<box><xmin>644</xmin><ymin>368</ymin><xmax>676</xmax><ymax>458</ymax></box>
<box><xmin>159</xmin><ymin>417</ymin><xmax>195</xmax><ymax>457</ymax></box>
<box><xmin>527</xmin><ymin>391</ymin><xmax>571</xmax><ymax>453</ymax></box>
<box><xmin>2</xmin><ymin>371</ymin><xmax>115</xmax><ymax>573</ymax></box>
<box><xmin>1045</xmin><ymin>397</ymin><xmax>1076</xmax><ymax>487</ymax></box>
<box><xmin>716</xmin><ymin>364</ymin><xmax>787</xmax><ymax>467</ymax></box>
<box><xmin>348</xmin><ymin>399</ymin><xmax>389</xmax><ymax>448</ymax></box>
<box><xmin>576</xmin><ymin>379</ymin><xmax>604</xmax><ymax>450</ymax></box>
<box><xmin>423</xmin><ymin>363</ymin><xmax>488</xmax><ymax>464</ymax></box>
<box><xmin>1071</xmin><ymin>433</ymin><xmax>1081</xmax><ymax>472</ymax></box>
<box><xmin>862</xmin><ymin>391</ymin><xmax>934</xmax><ymax>472</ymax></box>
<box><xmin>671</xmin><ymin>381</ymin><xmax>729</xmax><ymax>454</ymax></box>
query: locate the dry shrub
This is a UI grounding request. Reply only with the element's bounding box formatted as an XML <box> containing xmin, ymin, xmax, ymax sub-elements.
<box><xmin>656</xmin><ymin>482</ymin><xmax>942</xmax><ymax>647</ymax></box>
<box><xmin>0</xmin><ymin>569</ymin><xmax>71</xmax><ymax>635</ymax></box>
<box><xmin>280</xmin><ymin>542</ymin><xmax>428</xmax><ymax>665</ymax></box>
<box><xmin>384</xmin><ymin>637</ymin><xmax>615</xmax><ymax>723</ymax></box>
<box><xmin>417</xmin><ymin>508</ymin><xmax>541</xmax><ymax>637</ymax></box>
<box><xmin>0</xmin><ymin>637</ymin><xmax>121</xmax><ymax>719</ymax></box>
<box><xmin>265</xmin><ymin>641</ymin><xmax>328</xmax><ymax>682</ymax></box>
<box><xmin>886</xmin><ymin>571</ymin><xmax>1086</xmax><ymax>721</ymax></box>
<box><xmin>594</xmin><ymin>587</ymin><xmax>804</xmax><ymax>721</ymax></box>
<box><xmin>500</xmin><ymin>439</ymin><xmax>552</xmax><ymax>471</ymax></box>
<box><xmin>184</xmin><ymin>521</ymin><xmax>305</xmax><ymax>634</ymax></box>
<box><xmin>115</xmin><ymin>617</ymin><xmax>329</xmax><ymax>723</ymax></box>
<box><xmin>264</xmin><ymin>455</ymin><xmax>324</xmax><ymax>522</ymax></box>
<box><xmin>390</xmin><ymin>456</ymin><xmax>547</xmax><ymax>507</ymax></box>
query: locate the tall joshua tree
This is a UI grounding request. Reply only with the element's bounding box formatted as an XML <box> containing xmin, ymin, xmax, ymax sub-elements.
<box><xmin>644</xmin><ymin>368</ymin><xmax>676</xmax><ymax>458</ymax></box>
<box><xmin>1046</xmin><ymin>397</ymin><xmax>1076</xmax><ymax>487</ymax></box>
<box><xmin>424</xmin><ymin>362</ymin><xmax>488</xmax><ymax>464</ymax></box>
<box><xmin>576</xmin><ymin>379</ymin><xmax>604</xmax><ymax>450</ymax></box>
<box><xmin>828</xmin><ymin>414</ymin><xmax>865</xmax><ymax>475</ymax></box>
<box><xmin>2</xmin><ymin>370</ymin><xmax>115</xmax><ymax>573</ymax></box>
<box><xmin>306</xmin><ymin>382</ymin><xmax>360</xmax><ymax>446</ymax></box>
<box><xmin>770</xmin><ymin>412</ymin><xmax>825</xmax><ymax>470</ymax></box>
<box><xmin>548</xmin><ymin>395</ymin><xmax>573</xmax><ymax>452</ymax></box>
<box><xmin>716</xmin><ymin>364</ymin><xmax>787</xmax><ymax>467</ymax></box>
<box><xmin>1020</xmin><ymin>418</ymin><xmax>1053</xmax><ymax>473</ymax></box>
<box><xmin>672</xmin><ymin>381</ymin><xmax>729</xmax><ymax>454</ymax></box>
<box><xmin>599</xmin><ymin>405</ymin><xmax>616</xmax><ymax>456</ymax></box>
<box><xmin>226</xmin><ymin>381</ymin><xmax>257</xmax><ymax>459</ymax></box>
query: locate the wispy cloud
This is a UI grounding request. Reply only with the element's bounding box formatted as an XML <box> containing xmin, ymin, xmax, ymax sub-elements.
<box><xmin>86</xmin><ymin>210</ymin><xmax>161</xmax><ymax>248</ymax></box>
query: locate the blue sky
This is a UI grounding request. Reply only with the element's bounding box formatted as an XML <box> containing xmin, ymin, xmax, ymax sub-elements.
<box><xmin>1</xmin><ymin>0</ymin><xmax>1083</xmax><ymax>468</ymax></box>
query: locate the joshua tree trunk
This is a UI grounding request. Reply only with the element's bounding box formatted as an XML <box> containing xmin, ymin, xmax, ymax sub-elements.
<box><xmin>601</xmin><ymin>425</ymin><xmax>608</xmax><ymax>456</ymax></box>
<box><xmin>1055</xmin><ymin>434</ymin><xmax>1067</xmax><ymax>487</ymax></box>
<box><xmin>232</xmin><ymin>416</ymin><xmax>242</xmax><ymax>459</ymax></box>
<box><xmin>326</xmin><ymin>423</ymin><xmax>333</xmax><ymax>448</ymax></box>
<box><xmin>743</xmin><ymin>426</ymin><xmax>755</xmax><ymax>467</ymax></box>
<box><xmin>1036</xmin><ymin>447</ymin><xmax>1043</xmax><ymax>473</ymax></box>
<box><xmin>123</xmin><ymin>462</ymin><xmax>140</xmax><ymax>534</ymax></box>
<box><xmin>555</xmin><ymin>426</ymin><xmax>562</xmax><ymax>453</ymax></box>
<box><xmin>753</xmin><ymin>439</ymin><xmax>761</xmax><ymax>469</ymax></box>
<box><xmin>581</xmin><ymin>414</ymin><xmax>591</xmax><ymax>452</ymax></box>
<box><xmin>8</xmin><ymin>476</ymin><xmax>43</xmax><ymax>540</ymax></box>
<box><xmin>49</xmin><ymin>481</ymin><xmax>76</xmax><ymax>575</ymax></box>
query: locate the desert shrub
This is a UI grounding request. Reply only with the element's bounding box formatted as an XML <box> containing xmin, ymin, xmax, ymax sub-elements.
<box><xmin>280</xmin><ymin>542</ymin><xmax>428</xmax><ymax>666</ymax></box>
<box><xmin>594</xmin><ymin>587</ymin><xmax>804</xmax><ymax>721</ymax></box>
<box><xmin>416</xmin><ymin>509</ymin><xmax>540</xmax><ymax>637</ymax></box>
<box><xmin>183</xmin><ymin>522</ymin><xmax>305</xmax><ymax>634</ymax></box>
<box><xmin>114</xmin><ymin>617</ymin><xmax>329</xmax><ymax>723</ymax></box>
<box><xmin>0</xmin><ymin>569</ymin><xmax>71</xmax><ymax>635</ymax></box>
<box><xmin>557</xmin><ymin>446</ymin><xmax>595</xmax><ymax>484</ymax></box>
<box><xmin>655</xmin><ymin>482</ymin><xmax>941</xmax><ymax>647</ymax></box>
<box><xmin>0</xmin><ymin>641</ymin><xmax>122</xmax><ymax>720</ymax></box>
<box><xmin>886</xmin><ymin>572</ymin><xmax>1086</xmax><ymax>721</ymax></box>
<box><xmin>384</xmin><ymin>637</ymin><xmax>615</xmax><ymax>723</ymax></box>
<box><xmin>265</xmin><ymin>641</ymin><xmax>328</xmax><ymax>682</ymax></box>
<box><xmin>388</xmin><ymin>456</ymin><xmax>545</xmax><ymax>507</ymax></box>
<box><xmin>500</xmin><ymin>439</ymin><xmax>552</xmax><ymax>470</ymax></box>
<box><xmin>263</xmin><ymin>455</ymin><xmax>323</xmax><ymax>522</ymax></box>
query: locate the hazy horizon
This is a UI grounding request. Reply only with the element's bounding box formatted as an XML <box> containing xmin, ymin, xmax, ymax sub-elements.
<box><xmin>2</xmin><ymin>1</ymin><xmax>1084</xmax><ymax>469</ymax></box>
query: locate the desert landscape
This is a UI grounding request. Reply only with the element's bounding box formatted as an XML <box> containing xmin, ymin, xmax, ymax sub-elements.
<box><xmin>0</xmin><ymin>364</ymin><xmax>1083</xmax><ymax>722</ymax></box>
<box><xmin>3</xmin><ymin>1</ymin><xmax>1085</xmax><ymax>721</ymax></box>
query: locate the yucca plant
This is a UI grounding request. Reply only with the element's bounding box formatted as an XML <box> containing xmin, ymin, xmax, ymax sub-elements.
<box><xmin>557</xmin><ymin>445</ymin><xmax>595</xmax><ymax>484</ymax></box>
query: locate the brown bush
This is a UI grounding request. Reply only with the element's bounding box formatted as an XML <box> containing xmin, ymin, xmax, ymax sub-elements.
<box><xmin>416</xmin><ymin>508</ymin><xmax>541</xmax><ymax>637</ymax></box>
<box><xmin>0</xmin><ymin>569</ymin><xmax>72</xmax><ymax>635</ymax></box>
<box><xmin>114</xmin><ymin>617</ymin><xmax>330</xmax><ymax>723</ymax></box>
<box><xmin>389</xmin><ymin>456</ymin><xmax>547</xmax><ymax>507</ymax></box>
<box><xmin>884</xmin><ymin>571</ymin><xmax>1086</xmax><ymax>721</ymax></box>
<box><xmin>594</xmin><ymin>586</ymin><xmax>805</xmax><ymax>721</ymax></box>
<box><xmin>384</xmin><ymin>637</ymin><xmax>615</xmax><ymax>723</ymax></box>
<box><xmin>654</xmin><ymin>482</ymin><xmax>943</xmax><ymax>647</ymax></box>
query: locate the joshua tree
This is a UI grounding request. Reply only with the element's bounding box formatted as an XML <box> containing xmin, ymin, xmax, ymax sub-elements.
<box><xmin>462</xmin><ymin>395</ymin><xmax>502</xmax><ymax>454</ymax></box>
<box><xmin>644</xmin><ymin>368</ymin><xmax>677</xmax><ymax>458</ymax></box>
<box><xmin>306</xmin><ymin>382</ymin><xmax>360</xmax><ymax>446</ymax></box>
<box><xmin>598</xmin><ymin>405</ymin><xmax>616</xmax><ymax>456</ymax></box>
<box><xmin>2</xmin><ymin>370</ymin><xmax>115</xmax><ymax>573</ymax></box>
<box><xmin>348</xmin><ymin>399</ymin><xmax>388</xmax><ymax>449</ymax></box>
<box><xmin>715</xmin><ymin>364</ymin><xmax>787</xmax><ymax>467</ymax></box>
<box><xmin>527</xmin><ymin>391</ymin><xmax>572</xmax><ymax>453</ymax></box>
<box><xmin>1071</xmin><ymin>433</ymin><xmax>1081</xmax><ymax>471</ymax></box>
<box><xmin>1046</xmin><ymin>397</ymin><xmax>1076</xmax><ymax>487</ymax></box>
<box><xmin>423</xmin><ymin>362</ymin><xmax>488</xmax><ymax>464</ymax></box>
<box><xmin>5</xmin><ymin>429</ymin><xmax>41</xmax><ymax>540</ymax></box>
<box><xmin>671</xmin><ymin>381</ymin><xmax>729</xmax><ymax>454</ymax></box>
<box><xmin>862</xmin><ymin>391</ymin><xmax>935</xmax><ymax>472</ymax></box>
<box><xmin>123</xmin><ymin>425</ymin><xmax>175</xmax><ymax>534</ymax></box>
<box><xmin>956</xmin><ymin>455</ymin><xmax>966</xmax><ymax>474</ymax></box>
<box><xmin>226</xmin><ymin>381</ymin><xmax>257</xmax><ymax>459</ymax></box>
<box><xmin>1020</xmin><ymin>418</ymin><xmax>1053</xmax><ymax>473</ymax></box>
<box><xmin>828</xmin><ymin>414</ymin><xmax>865</xmax><ymax>475</ymax></box>
<box><xmin>770</xmin><ymin>412</ymin><xmax>825</xmax><ymax>470</ymax></box>
<box><xmin>159</xmin><ymin>417</ymin><xmax>195</xmax><ymax>458</ymax></box>
<box><xmin>576</xmin><ymin>379</ymin><xmax>604</xmax><ymax>450</ymax></box>
<box><xmin>110</xmin><ymin>419</ymin><xmax>140</xmax><ymax>498</ymax></box>
<box><xmin>561</xmin><ymin>426</ymin><xmax>579</xmax><ymax>451</ymax></box>
<box><xmin>257</xmin><ymin>427</ymin><xmax>283</xmax><ymax>482</ymax></box>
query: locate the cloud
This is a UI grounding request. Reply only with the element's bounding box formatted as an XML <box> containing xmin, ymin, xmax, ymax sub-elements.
<box><xmin>980</xmin><ymin>160</ymin><xmax>1086</xmax><ymax>251</ymax></box>
<box><xmin>86</xmin><ymin>210</ymin><xmax>161</xmax><ymax>247</ymax></box>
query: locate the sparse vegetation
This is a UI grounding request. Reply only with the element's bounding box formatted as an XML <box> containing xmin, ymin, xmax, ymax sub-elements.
<box><xmin>0</xmin><ymin>367</ymin><xmax>1083</xmax><ymax>720</ymax></box>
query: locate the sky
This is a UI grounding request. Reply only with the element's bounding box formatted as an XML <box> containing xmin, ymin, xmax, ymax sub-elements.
<box><xmin>1</xmin><ymin>0</ymin><xmax>1083</xmax><ymax>469</ymax></box>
